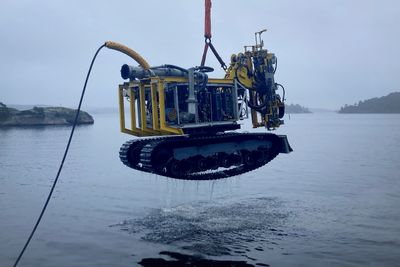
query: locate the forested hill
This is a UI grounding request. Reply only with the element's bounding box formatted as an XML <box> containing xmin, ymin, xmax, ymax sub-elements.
<box><xmin>285</xmin><ymin>104</ymin><xmax>312</xmax><ymax>114</ymax></box>
<box><xmin>339</xmin><ymin>92</ymin><xmax>400</xmax><ymax>113</ymax></box>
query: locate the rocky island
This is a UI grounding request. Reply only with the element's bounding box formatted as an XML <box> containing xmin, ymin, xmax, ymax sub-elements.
<box><xmin>0</xmin><ymin>102</ymin><xmax>94</xmax><ymax>127</ymax></box>
<box><xmin>339</xmin><ymin>92</ymin><xmax>400</xmax><ymax>113</ymax></box>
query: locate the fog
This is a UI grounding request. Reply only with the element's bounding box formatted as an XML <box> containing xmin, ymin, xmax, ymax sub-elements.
<box><xmin>1</xmin><ymin>0</ymin><xmax>399</xmax><ymax>110</ymax></box>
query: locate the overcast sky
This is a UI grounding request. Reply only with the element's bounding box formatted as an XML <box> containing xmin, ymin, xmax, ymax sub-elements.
<box><xmin>1</xmin><ymin>0</ymin><xmax>399</xmax><ymax>110</ymax></box>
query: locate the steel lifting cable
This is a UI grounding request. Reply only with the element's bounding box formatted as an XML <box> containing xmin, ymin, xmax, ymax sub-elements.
<box><xmin>200</xmin><ymin>0</ymin><xmax>227</xmax><ymax>70</ymax></box>
<box><xmin>11</xmin><ymin>44</ymin><xmax>106</xmax><ymax>267</ymax></box>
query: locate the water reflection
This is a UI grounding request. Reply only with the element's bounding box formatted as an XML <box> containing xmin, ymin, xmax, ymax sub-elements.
<box><xmin>138</xmin><ymin>251</ymin><xmax>261</xmax><ymax>266</ymax></box>
<box><xmin>112</xmin><ymin>197</ymin><xmax>295</xmax><ymax>265</ymax></box>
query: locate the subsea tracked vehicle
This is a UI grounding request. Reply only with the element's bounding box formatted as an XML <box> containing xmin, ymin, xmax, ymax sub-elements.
<box><xmin>110</xmin><ymin>29</ymin><xmax>292</xmax><ymax>180</ymax></box>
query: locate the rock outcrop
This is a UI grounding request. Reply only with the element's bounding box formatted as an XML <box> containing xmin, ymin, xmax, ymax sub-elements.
<box><xmin>0</xmin><ymin>102</ymin><xmax>94</xmax><ymax>127</ymax></box>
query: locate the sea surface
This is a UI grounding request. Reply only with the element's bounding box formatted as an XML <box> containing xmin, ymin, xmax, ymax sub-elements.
<box><xmin>1</xmin><ymin>112</ymin><xmax>399</xmax><ymax>267</ymax></box>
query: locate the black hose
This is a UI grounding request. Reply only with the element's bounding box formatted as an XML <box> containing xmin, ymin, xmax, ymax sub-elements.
<box><xmin>275</xmin><ymin>83</ymin><xmax>285</xmax><ymax>101</ymax></box>
<box><xmin>247</xmin><ymin>97</ymin><xmax>268</xmax><ymax>112</ymax></box>
<box><xmin>150</xmin><ymin>64</ymin><xmax>189</xmax><ymax>73</ymax></box>
<box><xmin>12</xmin><ymin>43</ymin><xmax>106</xmax><ymax>267</ymax></box>
<box><xmin>193</xmin><ymin>71</ymin><xmax>208</xmax><ymax>91</ymax></box>
<box><xmin>200</xmin><ymin>72</ymin><xmax>208</xmax><ymax>91</ymax></box>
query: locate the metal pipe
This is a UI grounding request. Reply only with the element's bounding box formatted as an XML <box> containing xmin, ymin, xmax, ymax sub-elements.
<box><xmin>187</xmin><ymin>68</ymin><xmax>197</xmax><ymax>122</ymax></box>
<box><xmin>121</xmin><ymin>64</ymin><xmax>188</xmax><ymax>80</ymax></box>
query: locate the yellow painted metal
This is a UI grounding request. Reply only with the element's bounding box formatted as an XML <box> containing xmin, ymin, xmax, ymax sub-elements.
<box><xmin>128</xmin><ymin>86</ymin><xmax>136</xmax><ymax>130</ymax></box>
<box><xmin>118</xmin><ymin>84</ymin><xmax>147</xmax><ymax>136</ymax></box>
<box><xmin>162</xmin><ymin>77</ymin><xmax>186</xmax><ymax>83</ymax></box>
<box><xmin>150</xmin><ymin>79</ymin><xmax>159</xmax><ymax>130</ymax></box>
<box><xmin>118</xmin><ymin>79</ymin><xmax>183</xmax><ymax>137</ymax></box>
<box><xmin>225</xmin><ymin>55</ymin><xmax>253</xmax><ymax>88</ymax></box>
<box><xmin>119</xmin><ymin>75</ymin><xmax>244</xmax><ymax>137</ymax></box>
<box><xmin>118</xmin><ymin>85</ymin><xmax>126</xmax><ymax>132</ymax></box>
<box><xmin>139</xmin><ymin>83</ymin><xmax>146</xmax><ymax>131</ymax></box>
<box><xmin>139</xmin><ymin>84</ymin><xmax>162</xmax><ymax>135</ymax></box>
<box><xmin>157</xmin><ymin>81</ymin><xmax>183</xmax><ymax>135</ymax></box>
<box><xmin>208</xmin><ymin>78</ymin><xmax>234</xmax><ymax>84</ymax></box>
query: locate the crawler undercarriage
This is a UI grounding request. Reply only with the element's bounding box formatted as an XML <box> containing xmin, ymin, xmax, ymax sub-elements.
<box><xmin>120</xmin><ymin>133</ymin><xmax>291</xmax><ymax>180</ymax></box>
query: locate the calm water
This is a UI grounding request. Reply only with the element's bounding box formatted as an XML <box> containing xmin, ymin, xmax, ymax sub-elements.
<box><xmin>1</xmin><ymin>113</ymin><xmax>399</xmax><ymax>267</ymax></box>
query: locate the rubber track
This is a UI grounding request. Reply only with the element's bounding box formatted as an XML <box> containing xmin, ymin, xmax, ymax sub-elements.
<box><xmin>119</xmin><ymin>133</ymin><xmax>279</xmax><ymax>180</ymax></box>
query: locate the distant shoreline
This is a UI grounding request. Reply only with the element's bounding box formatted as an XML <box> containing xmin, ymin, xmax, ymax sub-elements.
<box><xmin>285</xmin><ymin>104</ymin><xmax>312</xmax><ymax>114</ymax></box>
<box><xmin>339</xmin><ymin>92</ymin><xmax>400</xmax><ymax>114</ymax></box>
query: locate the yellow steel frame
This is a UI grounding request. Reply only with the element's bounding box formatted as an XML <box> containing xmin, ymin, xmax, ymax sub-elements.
<box><xmin>157</xmin><ymin>80</ymin><xmax>183</xmax><ymax>135</ymax></box>
<box><xmin>118</xmin><ymin>84</ymin><xmax>149</xmax><ymax>136</ymax></box>
<box><xmin>119</xmin><ymin>76</ymin><xmax>235</xmax><ymax>136</ymax></box>
<box><xmin>119</xmin><ymin>81</ymin><xmax>167</xmax><ymax>136</ymax></box>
